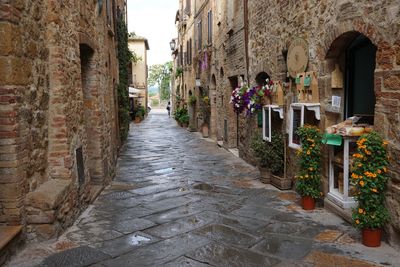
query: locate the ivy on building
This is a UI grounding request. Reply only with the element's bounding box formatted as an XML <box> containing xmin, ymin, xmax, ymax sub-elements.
<box><xmin>116</xmin><ymin>15</ymin><xmax>134</xmax><ymax>142</ymax></box>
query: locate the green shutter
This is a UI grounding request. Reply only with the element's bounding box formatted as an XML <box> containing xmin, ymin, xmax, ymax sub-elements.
<box><xmin>257</xmin><ymin>110</ymin><xmax>263</xmax><ymax>128</ymax></box>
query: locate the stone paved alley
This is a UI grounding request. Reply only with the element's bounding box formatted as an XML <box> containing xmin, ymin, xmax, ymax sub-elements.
<box><xmin>7</xmin><ymin>111</ymin><xmax>400</xmax><ymax>267</ymax></box>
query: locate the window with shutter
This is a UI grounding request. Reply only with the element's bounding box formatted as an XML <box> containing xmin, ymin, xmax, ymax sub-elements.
<box><xmin>189</xmin><ymin>39</ymin><xmax>192</xmax><ymax>65</ymax></box>
<box><xmin>208</xmin><ymin>10</ymin><xmax>212</xmax><ymax>44</ymax></box>
<box><xmin>197</xmin><ymin>20</ymin><xmax>202</xmax><ymax>50</ymax></box>
<box><xmin>184</xmin><ymin>0</ymin><xmax>191</xmax><ymax>15</ymax></box>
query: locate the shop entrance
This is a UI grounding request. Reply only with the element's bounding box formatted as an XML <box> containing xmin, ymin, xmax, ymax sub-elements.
<box><xmin>345</xmin><ymin>35</ymin><xmax>377</xmax><ymax>124</ymax></box>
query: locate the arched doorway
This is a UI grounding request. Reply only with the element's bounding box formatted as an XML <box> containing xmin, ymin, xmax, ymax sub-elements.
<box><xmin>210</xmin><ymin>74</ymin><xmax>217</xmax><ymax>139</ymax></box>
<box><xmin>326</xmin><ymin>31</ymin><xmax>377</xmax><ymax>125</ymax></box>
<box><xmin>80</xmin><ymin>43</ymin><xmax>102</xmax><ymax>185</ymax></box>
<box><xmin>255</xmin><ymin>71</ymin><xmax>270</xmax><ymax>86</ymax></box>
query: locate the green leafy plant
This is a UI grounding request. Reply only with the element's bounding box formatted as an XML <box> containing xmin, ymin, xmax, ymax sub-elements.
<box><xmin>135</xmin><ymin>106</ymin><xmax>146</xmax><ymax>119</ymax></box>
<box><xmin>180</xmin><ymin>114</ymin><xmax>189</xmax><ymax>125</ymax></box>
<box><xmin>173</xmin><ymin>106</ymin><xmax>188</xmax><ymax>124</ymax></box>
<box><xmin>116</xmin><ymin>15</ymin><xmax>133</xmax><ymax>141</ymax></box>
<box><xmin>175</xmin><ymin>67</ymin><xmax>183</xmax><ymax>78</ymax></box>
<box><xmin>269</xmin><ymin>132</ymin><xmax>285</xmax><ymax>175</ymax></box>
<box><xmin>250</xmin><ymin>131</ymin><xmax>269</xmax><ymax>168</ymax></box>
<box><xmin>295</xmin><ymin>125</ymin><xmax>323</xmax><ymax>199</ymax></box>
<box><xmin>351</xmin><ymin>132</ymin><xmax>390</xmax><ymax>229</ymax></box>
<box><xmin>189</xmin><ymin>95</ymin><xmax>197</xmax><ymax>106</ymax></box>
<box><xmin>250</xmin><ymin>131</ymin><xmax>284</xmax><ymax>174</ymax></box>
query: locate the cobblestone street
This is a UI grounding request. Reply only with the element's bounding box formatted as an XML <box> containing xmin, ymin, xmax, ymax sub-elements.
<box><xmin>8</xmin><ymin>112</ymin><xmax>400</xmax><ymax>267</ymax></box>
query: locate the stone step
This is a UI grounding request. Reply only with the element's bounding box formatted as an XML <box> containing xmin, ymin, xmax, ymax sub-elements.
<box><xmin>0</xmin><ymin>225</ymin><xmax>22</xmax><ymax>265</ymax></box>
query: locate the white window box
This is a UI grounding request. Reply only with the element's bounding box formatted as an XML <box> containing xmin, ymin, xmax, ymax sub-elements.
<box><xmin>288</xmin><ymin>103</ymin><xmax>320</xmax><ymax>149</ymax></box>
<box><xmin>263</xmin><ymin>105</ymin><xmax>283</xmax><ymax>142</ymax></box>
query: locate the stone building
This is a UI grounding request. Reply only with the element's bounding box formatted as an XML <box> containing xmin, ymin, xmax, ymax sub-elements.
<box><xmin>174</xmin><ymin>0</ymin><xmax>246</xmax><ymax>148</ymax></box>
<box><xmin>0</xmin><ymin>0</ymin><xmax>126</xmax><ymax>254</ymax></box>
<box><xmin>128</xmin><ymin>36</ymin><xmax>150</xmax><ymax>110</ymax></box>
<box><xmin>173</xmin><ymin>0</ymin><xmax>400</xmax><ymax>246</ymax></box>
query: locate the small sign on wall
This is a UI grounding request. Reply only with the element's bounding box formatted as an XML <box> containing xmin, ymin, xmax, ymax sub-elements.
<box><xmin>332</xmin><ymin>96</ymin><xmax>341</xmax><ymax>108</ymax></box>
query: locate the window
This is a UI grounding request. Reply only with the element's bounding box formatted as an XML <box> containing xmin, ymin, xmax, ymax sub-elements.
<box><xmin>180</xmin><ymin>45</ymin><xmax>183</xmax><ymax>66</ymax></box>
<box><xmin>288</xmin><ymin>103</ymin><xmax>321</xmax><ymax>149</ymax></box>
<box><xmin>197</xmin><ymin>20</ymin><xmax>202</xmax><ymax>50</ymax></box>
<box><xmin>184</xmin><ymin>0</ymin><xmax>191</xmax><ymax>15</ymax></box>
<box><xmin>106</xmin><ymin>0</ymin><xmax>112</xmax><ymax>26</ymax></box>
<box><xmin>186</xmin><ymin>40</ymin><xmax>189</xmax><ymax>65</ymax></box>
<box><xmin>189</xmin><ymin>39</ymin><xmax>192</xmax><ymax>65</ymax></box>
<box><xmin>263</xmin><ymin>105</ymin><xmax>284</xmax><ymax>142</ymax></box>
<box><xmin>207</xmin><ymin>10</ymin><xmax>212</xmax><ymax>44</ymax></box>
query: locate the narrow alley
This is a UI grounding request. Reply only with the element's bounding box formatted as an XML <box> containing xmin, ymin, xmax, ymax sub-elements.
<box><xmin>7</xmin><ymin>112</ymin><xmax>400</xmax><ymax>267</ymax></box>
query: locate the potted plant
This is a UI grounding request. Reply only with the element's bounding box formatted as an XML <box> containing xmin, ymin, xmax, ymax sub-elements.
<box><xmin>295</xmin><ymin>125</ymin><xmax>323</xmax><ymax>210</ymax></box>
<box><xmin>350</xmin><ymin>132</ymin><xmax>390</xmax><ymax>247</ymax></box>
<box><xmin>180</xmin><ymin>114</ymin><xmax>189</xmax><ymax>128</ymax></box>
<box><xmin>250</xmin><ymin>131</ymin><xmax>271</xmax><ymax>183</ymax></box>
<box><xmin>269</xmin><ymin>132</ymin><xmax>290</xmax><ymax>190</ymax></box>
<box><xmin>200</xmin><ymin>95</ymin><xmax>211</xmax><ymax>138</ymax></box>
<box><xmin>189</xmin><ymin>95</ymin><xmax>197</xmax><ymax>106</ymax></box>
<box><xmin>173</xmin><ymin>106</ymin><xmax>188</xmax><ymax>127</ymax></box>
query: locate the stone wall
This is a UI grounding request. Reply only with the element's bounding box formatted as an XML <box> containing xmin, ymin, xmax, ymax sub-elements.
<box><xmin>243</xmin><ymin>0</ymin><xmax>400</xmax><ymax>246</ymax></box>
<box><xmin>0</xmin><ymin>0</ymin><xmax>122</xmax><ymax>241</ymax></box>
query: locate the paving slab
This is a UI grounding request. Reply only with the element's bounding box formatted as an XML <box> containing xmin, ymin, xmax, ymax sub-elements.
<box><xmin>93</xmin><ymin>231</ymin><xmax>157</xmax><ymax>257</ymax></box>
<box><xmin>101</xmin><ymin>234</ymin><xmax>210</xmax><ymax>267</ymax></box>
<box><xmin>251</xmin><ymin>233</ymin><xmax>314</xmax><ymax>260</ymax></box>
<box><xmin>161</xmin><ymin>256</ymin><xmax>212</xmax><ymax>267</ymax></box>
<box><xmin>186</xmin><ymin>243</ymin><xmax>281</xmax><ymax>267</ymax></box>
<box><xmin>144</xmin><ymin>211</ymin><xmax>219</xmax><ymax>239</ymax></box>
<box><xmin>194</xmin><ymin>224</ymin><xmax>261</xmax><ymax>248</ymax></box>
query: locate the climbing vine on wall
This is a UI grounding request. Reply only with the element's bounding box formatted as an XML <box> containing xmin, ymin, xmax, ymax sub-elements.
<box><xmin>116</xmin><ymin>15</ymin><xmax>134</xmax><ymax>142</ymax></box>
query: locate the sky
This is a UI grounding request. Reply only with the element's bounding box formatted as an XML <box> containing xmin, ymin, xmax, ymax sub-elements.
<box><xmin>127</xmin><ymin>0</ymin><xmax>178</xmax><ymax>66</ymax></box>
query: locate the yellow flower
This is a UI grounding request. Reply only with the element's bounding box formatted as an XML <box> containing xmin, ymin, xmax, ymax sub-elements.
<box><xmin>307</xmin><ymin>150</ymin><xmax>311</xmax><ymax>155</ymax></box>
<box><xmin>383</xmin><ymin>141</ymin><xmax>388</xmax><ymax>146</ymax></box>
<box><xmin>377</xmin><ymin>169</ymin><xmax>382</xmax><ymax>174</ymax></box>
<box><xmin>359</xmin><ymin>180</ymin><xmax>365</xmax><ymax>187</ymax></box>
<box><xmin>309</xmin><ymin>167</ymin><xmax>313</xmax><ymax>171</ymax></box>
<box><xmin>365</xmin><ymin>150</ymin><xmax>372</xmax><ymax>155</ymax></box>
<box><xmin>372</xmin><ymin>188</ymin><xmax>378</xmax><ymax>193</ymax></box>
<box><xmin>358</xmin><ymin>164</ymin><xmax>362</xmax><ymax>167</ymax></box>
<box><xmin>358</xmin><ymin>208</ymin><xmax>364</xmax><ymax>214</ymax></box>
<box><xmin>355</xmin><ymin>219</ymin><xmax>360</xmax><ymax>224</ymax></box>
<box><xmin>383</xmin><ymin>167</ymin><xmax>387</xmax><ymax>173</ymax></box>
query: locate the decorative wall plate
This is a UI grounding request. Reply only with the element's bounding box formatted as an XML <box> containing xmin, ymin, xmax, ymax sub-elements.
<box><xmin>287</xmin><ymin>38</ymin><xmax>309</xmax><ymax>78</ymax></box>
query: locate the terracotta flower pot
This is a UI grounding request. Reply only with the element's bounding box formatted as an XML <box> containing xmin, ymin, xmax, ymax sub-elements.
<box><xmin>301</xmin><ymin>196</ymin><xmax>315</xmax><ymax>210</ymax></box>
<box><xmin>259</xmin><ymin>167</ymin><xmax>271</xmax><ymax>184</ymax></box>
<box><xmin>362</xmin><ymin>228</ymin><xmax>382</xmax><ymax>247</ymax></box>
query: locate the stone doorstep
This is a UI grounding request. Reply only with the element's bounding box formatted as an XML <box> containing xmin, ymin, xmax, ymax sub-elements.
<box><xmin>0</xmin><ymin>225</ymin><xmax>22</xmax><ymax>251</ymax></box>
<box><xmin>0</xmin><ymin>225</ymin><xmax>22</xmax><ymax>265</ymax></box>
<box><xmin>26</xmin><ymin>179</ymin><xmax>71</xmax><ymax>211</ymax></box>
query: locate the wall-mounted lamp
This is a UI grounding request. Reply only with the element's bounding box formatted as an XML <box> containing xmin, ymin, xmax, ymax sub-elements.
<box><xmin>169</xmin><ymin>39</ymin><xmax>176</xmax><ymax>51</ymax></box>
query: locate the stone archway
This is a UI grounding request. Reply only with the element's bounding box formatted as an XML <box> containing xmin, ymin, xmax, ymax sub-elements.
<box><xmin>79</xmin><ymin>43</ymin><xmax>103</xmax><ymax>185</ymax></box>
<box><xmin>324</xmin><ymin>31</ymin><xmax>377</xmax><ymax>125</ymax></box>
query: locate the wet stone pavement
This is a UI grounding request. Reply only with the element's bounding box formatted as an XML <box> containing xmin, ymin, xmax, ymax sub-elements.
<box><xmin>8</xmin><ymin>110</ymin><xmax>400</xmax><ymax>267</ymax></box>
